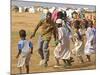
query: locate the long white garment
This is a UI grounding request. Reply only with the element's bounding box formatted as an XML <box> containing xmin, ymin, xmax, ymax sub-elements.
<box><xmin>84</xmin><ymin>27</ymin><xmax>96</xmax><ymax>55</ymax></box>
<box><xmin>54</xmin><ymin>27</ymin><xmax>71</xmax><ymax>59</ymax></box>
<box><xmin>72</xmin><ymin>32</ymin><xmax>84</xmax><ymax>56</ymax></box>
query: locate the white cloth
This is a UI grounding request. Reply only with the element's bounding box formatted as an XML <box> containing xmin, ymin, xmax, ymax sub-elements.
<box><xmin>21</xmin><ymin>40</ymin><xmax>31</xmax><ymax>55</ymax></box>
<box><xmin>56</xmin><ymin>19</ymin><xmax>62</xmax><ymax>24</ymax></box>
<box><xmin>84</xmin><ymin>27</ymin><xmax>96</xmax><ymax>55</ymax></box>
<box><xmin>17</xmin><ymin>40</ymin><xmax>31</xmax><ymax>67</ymax></box>
<box><xmin>54</xmin><ymin>27</ymin><xmax>71</xmax><ymax>59</ymax></box>
<box><xmin>17</xmin><ymin>53</ymin><xmax>31</xmax><ymax>67</ymax></box>
<box><xmin>72</xmin><ymin>32</ymin><xmax>84</xmax><ymax>56</ymax></box>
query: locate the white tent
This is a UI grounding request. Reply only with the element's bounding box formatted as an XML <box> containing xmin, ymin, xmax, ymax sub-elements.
<box><xmin>49</xmin><ymin>7</ymin><xmax>56</xmax><ymax>13</ymax></box>
<box><xmin>42</xmin><ymin>8</ymin><xmax>49</xmax><ymax>14</ymax></box>
<box><xmin>19</xmin><ymin>7</ymin><xmax>23</xmax><ymax>13</ymax></box>
<box><xmin>66</xmin><ymin>9</ymin><xmax>74</xmax><ymax>19</ymax></box>
<box><xmin>36</xmin><ymin>7</ymin><xmax>43</xmax><ymax>12</ymax></box>
<box><xmin>29</xmin><ymin>7</ymin><xmax>35</xmax><ymax>13</ymax></box>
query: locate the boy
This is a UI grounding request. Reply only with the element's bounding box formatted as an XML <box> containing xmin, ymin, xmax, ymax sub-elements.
<box><xmin>84</xmin><ymin>20</ymin><xmax>96</xmax><ymax>62</ymax></box>
<box><xmin>16</xmin><ymin>29</ymin><xmax>33</xmax><ymax>74</ymax></box>
<box><xmin>30</xmin><ymin>12</ymin><xmax>56</xmax><ymax>67</ymax></box>
<box><xmin>72</xmin><ymin>20</ymin><xmax>84</xmax><ymax>63</ymax></box>
<box><xmin>54</xmin><ymin>19</ymin><xmax>74</xmax><ymax>67</ymax></box>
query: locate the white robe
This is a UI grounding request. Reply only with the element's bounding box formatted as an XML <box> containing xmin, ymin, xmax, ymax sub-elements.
<box><xmin>84</xmin><ymin>27</ymin><xmax>96</xmax><ymax>55</ymax></box>
<box><xmin>72</xmin><ymin>32</ymin><xmax>84</xmax><ymax>56</ymax></box>
<box><xmin>54</xmin><ymin>27</ymin><xmax>71</xmax><ymax>59</ymax></box>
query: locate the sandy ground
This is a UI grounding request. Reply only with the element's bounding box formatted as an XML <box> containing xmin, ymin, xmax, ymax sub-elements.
<box><xmin>11</xmin><ymin>12</ymin><xmax>96</xmax><ymax>74</ymax></box>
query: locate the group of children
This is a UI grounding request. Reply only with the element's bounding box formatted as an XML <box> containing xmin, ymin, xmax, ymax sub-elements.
<box><xmin>16</xmin><ymin>10</ymin><xmax>96</xmax><ymax>74</ymax></box>
<box><xmin>53</xmin><ymin>19</ymin><xmax>96</xmax><ymax>68</ymax></box>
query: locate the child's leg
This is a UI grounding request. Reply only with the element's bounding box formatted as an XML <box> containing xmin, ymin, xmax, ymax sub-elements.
<box><xmin>55</xmin><ymin>57</ymin><xmax>60</xmax><ymax>66</ymax></box>
<box><xmin>43</xmin><ymin>40</ymin><xmax>50</xmax><ymax>67</ymax></box>
<box><xmin>25</xmin><ymin>54</ymin><xmax>31</xmax><ymax>73</ymax></box>
<box><xmin>66</xmin><ymin>59</ymin><xmax>72</xmax><ymax>66</ymax></box>
<box><xmin>62</xmin><ymin>59</ymin><xmax>67</xmax><ymax>64</ymax></box>
<box><xmin>19</xmin><ymin>67</ymin><xmax>22</xmax><ymax>74</ymax></box>
<box><xmin>54</xmin><ymin>57</ymin><xmax>61</xmax><ymax>67</ymax></box>
<box><xmin>69</xmin><ymin>57</ymin><xmax>74</xmax><ymax>62</ymax></box>
<box><xmin>62</xmin><ymin>59</ymin><xmax>68</xmax><ymax>67</ymax></box>
<box><xmin>78</xmin><ymin>56</ymin><xmax>84</xmax><ymax>63</ymax></box>
<box><xmin>25</xmin><ymin>65</ymin><xmax>29</xmax><ymax>74</ymax></box>
<box><xmin>38</xmin><ymin>40</ymin><xmax>44</xmax><ymax>60</ymax></box>
<box><xmin>65</xmin><ymin>57</ymin><xmax>74</xmax><ymax>66</ymax></box>
<box><xmin>86</xmin><ymin>55</ymin><xmax>91</xmax><ymax>62</ymax></box>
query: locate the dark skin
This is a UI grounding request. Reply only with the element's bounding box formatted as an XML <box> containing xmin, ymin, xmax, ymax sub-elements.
<box><xmin>16</xmin><ymin>37</ymin><xmax>26</xmax><ymax>59</ymax></box>
<box><xmin>16</xmin><ymin>37</ymin><xmax>33</xmax><ymax>74</ymax></box>
<box><xmin>30</xmin><ymin>12</ymin><xmax>56</xmax><ymax>39</ymax></box>
<box><xmin>55</xmin><ymin>24</ymin><xmax>74</xmax><ymax>66</ymax></box>
<box><xmin>30</xmin><ymin>15</ymin><xmax>52</xmax><ymax>39</ymax></box>
<box><xmin>30</xmin><ymin>13</ymin><xmax>57</xmax><ymax>67</ymax></box>
<box><xmin>16</xmin><ymin>49</ymin><xmax>21</xmax><ymax>58</ymax></box>
<box><xmin>16</xmin><ymin>38</ymin><xmax>33</xmax><ymax>58</ymax></box>
<box><xmin>81</xmin><ymin>20</ymin><xmax>92</xmax><ymax>62</ymax></box>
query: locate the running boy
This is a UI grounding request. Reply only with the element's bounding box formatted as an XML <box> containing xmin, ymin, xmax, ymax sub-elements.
<box><xmin>84</xmin><ymin>20</ymin><xmax>96</xmax><ymax>62</ymax></box>
<box><xmin>54</xmin><ymin>19</ymin><xmax>74</xmax><ymax>67</ymax></box>
<box><xmin>16</xmin><ymin>29</ymin><xmax>33</xmax><ymax>74</ymax></box>
<box><xmin>72</xmin><ymin>20</ymin><xmax>84</xmax><ymax>63</ymax></box>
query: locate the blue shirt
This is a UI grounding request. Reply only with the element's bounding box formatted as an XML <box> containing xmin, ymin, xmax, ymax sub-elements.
<box><xmin>18</xmin><ymin>39</ymin><xmax>33</xmax><ymax>50</ymax></box>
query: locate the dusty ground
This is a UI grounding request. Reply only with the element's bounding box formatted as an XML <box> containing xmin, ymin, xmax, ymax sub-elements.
<box><xmin>11</xmin><ymin>12</ymin><xmax>96</xmax><ymax>74</ymax></box>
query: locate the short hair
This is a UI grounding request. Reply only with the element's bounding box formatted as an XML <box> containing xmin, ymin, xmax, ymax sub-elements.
<box><xmin>88</xmin><ymin>20</ymin><xmax>93</xmax><ymax>27</ymax></box>
<box><xmin>19</xmin><ymin>29</ymin><xmax>26</xmax><ymax>38</ymax></box>
<box><xmin>83</xmin><ymin>19</ymin><xmax>89</xmax><ymax>29</ymax></box>
<box><xmin>72</xmin><ymin>11</ymin><xmax>78</xmax><ymax>18</ymax></box>
<box><xmin>46</xmin><ymin>12</ymin><xmax>52</xmax><ymax>17</ymax></box>
<box><xmin>74</xmin><ymin>20</ymin><xmax>80</xmax><ymax>29</ymax></box>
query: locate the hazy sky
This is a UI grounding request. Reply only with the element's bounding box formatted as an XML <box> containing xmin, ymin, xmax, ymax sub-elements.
<box><xmin>11</xmin><ymin>0</ymin><xmax>96</xmax><ymax>11</ymax></box>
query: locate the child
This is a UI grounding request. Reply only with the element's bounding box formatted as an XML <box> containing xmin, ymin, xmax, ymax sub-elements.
<box><xmin>72</xmin><ymin>20</ymin><xmax>84</xmax><ymax>63</ymax></box>
<box><xmin>16</xmin><ymin>29</ymin><xmax>33</xmax><ymax>74</ymax></box>
<box><xmin>54</xmin><ymin>19</ymin><xmax>73</xmax><ymax>67</ymax></box>
<box><xmin>84</xmin><ymin>20</ymin><xmax>96</xmax><ymax>62</ymax></box>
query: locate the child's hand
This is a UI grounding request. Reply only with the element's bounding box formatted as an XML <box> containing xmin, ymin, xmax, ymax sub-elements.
<box><xmin>30</xmin><ymin>36</ymin><xmax>33</xmax><ymax>39</ymax></box>
<box><xmin>30</xmin><ymin>34</ymin><xmax>35</xmax><ymax>39</ymax></box>
<box><xmin>29</xmin><ymin>39</ymin><xmax>33</xmax><ymax>42</ymax></box>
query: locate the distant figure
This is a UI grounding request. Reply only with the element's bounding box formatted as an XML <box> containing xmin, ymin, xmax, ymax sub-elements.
<box><xmin>16</xmin><ymin>29</ymin><xmax>33</xmax><ymax>74</ymax></box>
